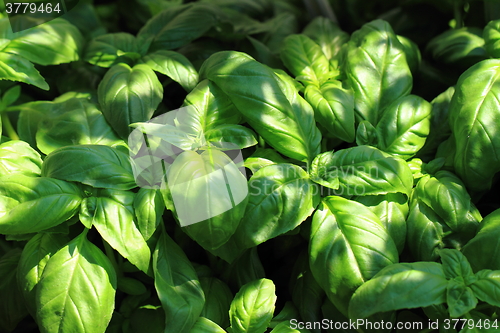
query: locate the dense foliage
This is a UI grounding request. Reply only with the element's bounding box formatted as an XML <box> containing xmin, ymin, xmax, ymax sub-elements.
<box><xmin>1</xmin><ymin>0</ymin><xmax>500</xmax><ymax>332</ymax></box>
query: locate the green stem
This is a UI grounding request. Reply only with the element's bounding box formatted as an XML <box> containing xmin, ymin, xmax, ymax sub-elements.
<box><xmin>454</xmin><ymin>1</ymin><xmax>463</xmax><ymax>28</ymax></box>
<box><xmin>258</xmin><ymin>135</ymin><xmax>266</xmax><ymax>148</ymax></box>
<box><xmin>1</xmin><ymin>113</ymin><xmax>19</xmax><ymax>140</ymax></box>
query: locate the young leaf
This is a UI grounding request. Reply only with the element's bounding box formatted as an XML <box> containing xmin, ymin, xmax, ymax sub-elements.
<box><xmin>0</xmin><ymin>53</ymin><xmax>49</xmax><ymax>90</ymax></box>
<box><xmin>343</xmin><ymin>19</ymin><xmax>412</xmax><ymax>125</ymax></box>
<box><xmin>355</xmin><ymin>120</ymin><xmax>378</xmax><ymax>146</ymax></box>
<box><xmin>153</xmin><ymin>228</ymin><xmax>205</xmax><ymax>333</ymax></box>
<box><xmin>84</xmin><ymin>33</ymin><xmax>140</xmax><ymax>68</ymax></box>
<box><xmin>133</xmin><ymin>188</ymin><xmax>165</xmax><ymax>241</ymax></box>
<box><xmin>80</xmin><ymin>189</ymin><xmax>151</xmax><ymax>273</ymax></box>
<box><xmin>375</xmin><ymin>95</ymin><xmax>432</xmax><ymax>160</ymax></box>
<box><xmin>204</xmin><ymin>124</ymin><xmax>258</xmax><ymax>149</ymax></box>
<box><xmin>310</xmin><ymin>196</ymin><xmax>399</xmax><ymax>316</ymax></box>
<box><xmin>348</xmin><ymin>262</ymin><xmax>448</xmax><ymax>319</ymax></box>
<box><xmin>36</xmin><ymin>231</ymin><xmax>117</xmax><ymax>333</ymax></box>
<box><xmin>0</xmin><ymin>175</ymin><xmax>82</xmax><ymax>234</ymax></box>
<box><xmin>470</xmin><ymin>269</ymin><xmax>500</xmax><ymax>307</ymax></box>
<box><xmin>446</xmin><ymin>280</ymin><xmax>477</xmax><ymax>318</ymax></box>
<box><xmin>97</xmin><ymin>63</ymin><xmax>163</xmax><ymax>139</ymax></box>
<box><xmin>229</xmin><ymin>278</ymin><xmax>277</xmax><ymax>333</ymax></box>
<box><xmin>200</xmin><ymin>277</ymin><xmax>233</xmax><ymax>328</ymax></box>
<box><xmin>484</xmin><ymin>19</ymin><xmax>500</xmax><ymax>58</ymax></box>
<box><xmin>302</xmin><ymin>16</ymin><xmax>349</xmax><ymax>61</ymax></box>
<box><xmin>139</xmin><ymin>50</ymin><xmax>199</xmax><ymax>91</ymax></box>
<box><xmin>41</xmin><ymin>145</ymin><xmax>137</xmax><ymax>190</ymax></box>
<box><xmin>439</xmin><ymin>249</ymin><xmax>476</xmax><ymax>283</ymax></box>
<box><xmin>200</xmin><ymin>51</ymin><xmax>321</xmax><ymax>162</ymax></box>
<box><xmin>236</xmin><ymin>163</ymin><xmax>319</xmax><ymax>249</ymax></box>
<box><xmin>0</xmin><ymin>140</ymin><xmax>42</xmax><ymax>177</ymax></box>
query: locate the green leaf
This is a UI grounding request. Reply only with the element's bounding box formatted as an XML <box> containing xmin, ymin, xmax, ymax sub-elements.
<box><xmin>0</xmin><ymin>140</ymin><xmax>42</xmax><ymax>177</ymax></box>
<box><xmin>205</xmin><ymin>124</ymin><xmax>258</xmax><ymax>149</ymax></box>
<box><xmin>165</xmin><ymin>149</ymin><xmax>248</xmax><ymax>250</ymax></box>
<box><xmin>310</xmin><ymin>196</ymin><xmax>399</xmax><ymax>316</ymax></box>
<box><xmin>190</xmin><ymin>317</ymin><xmax>226</xmax><ymax>333</ymax></box>
<box><xmin>271</xmin><ymin>320</ymin><xmax>311</xmax><ymax>333</ymax></box>
<box><xmin>449</xmin><ymin>59</ymin><xmax>500</xmax><ymax>192</ymax></box>
<box><xmin>446</xmin><ymin>280</ymin><xmax>477</xmax><ymax>318</ymax></box>
<box><xmin>470</xmin><ymin>269</ymin><xmax>500</xmax><ymax>307</ymax></box>
<box><xmin>463</xmin><ymin>208</ymin><xmax>500</xmax><ymax>271</ymax></box>
<box><xmin>304</xmin><ymin>80</ymin><xmax>355</xmax><ymax>142</ymax></box>
<box><xmin>244</xmin><ymin>148</ymin><xmax>289</xmax><ymax>174</ymax></box>
<box><xmin>484</xmin><ymin>19</ymin><xmax>500</xmax><ymax>58</ymax></box>
<box><xmin>17</xmin><ymin>233</ymin><xmax>67</xmax><ymax>316</ymax></box>
<box><xmin>375</xmin><ymin>95</ymin><xmax>432</xmax><ymax>160</ymax></box>
<box><xmin>153</xmin><ymin>228</ymin><xmax>205</xmax><ymax>333</ymax></box>
<box><xmin>200</xmin><ymin>51</ymin><xmax>321</xmax><ymax>162</ymax></box>
<box><xmin>36</xmin><ymin>231</ymin><xmax>117</xmax><ymax>333</ymax></box>
<box><xmin>2</xmin><ymin>85</ymin><xmax>21</xmax><ymax>107</ymax></box>
<box><xmin>309</xmin><ymin>146</ymin><xmax>413</xmax><ymax>197</ymax></box>
<box><xmin>236</xmin><ymin>163</ymin><xmax>319</xmax><ymax>249</ymax></box>
<box><xmin>229</xmin><ymin>278</ymin><xmax>277</xmax><ymax>333</ymax></box>
<box><xmin>1</xmin><ymin>17</ymin><xmax>84</xmax><ymax>65</ymax></box>
<box><xmin>80</xmin><ymin>188</ymin><xmax>151</xmax><ymax>273</ymax></box>
<box><xmin>397</xmin><ymin>35</ymin><xmax>421</xmax><ymax>74</ymax></box>
<box><xmin>34</xmin><ymin>98</ymin><xmax>123</xmax><ymax>155</ymax></box>
<box><xmin>439</xmin><ymin>249</ymin><xmax>476</xmax><ymax>283</ymax></box>
<box><xmin>137</xmin><ymin>3</ymin><xmax>218</xmax><ymax>52</ymax></box>
<box><xmin>427</xmin><ymin>27</ymin><xmax>486</xmax><ymax>66</ymax></box>
<box><xmin>343</xmin><ymin>19</ymin><xmax>412</xmax><ymax>125</ymax></box>
<box><xmin>355</xmin><ymin>120</ymin><xmax>378</xmax><ymax>146</ymax></box>
<box><xmin>84</xmin><ymin>33</ymin><xmax>140</xmax><ymax>67</ymax></box>
<box><xmin>133</xmin><ymin>188</ymin><xmax>165</xmax><ymax>241</ymax></box>
<box><xmin>302</xmin><ymin>16</ymin><xmax>349</xmax><ymax>61</ymax></box>
<box><xmin>0</xmin><ymin>249</ymin><xmax>28</xmax><ymax>332</ymax></box>
<box><xmin>348</xmin><ymin>262</ymin><xmax>448</xmax><ymax>319</ymax></box>
<box><xmin>200</xmin><ymin>277</ymin><xmax>233</xmax><ymax>328</ymax></box>
<box><xmin>355</xmin><ymin>193</ymin><xmax>408</xmax><ymax>253</ymax></box>
<box><xmin>41</xmin><ymin>145</ymin><xmax>137</xmax><ymax>190</ymax></box>
<box><xmin>98</xmin><ymin>63</ymin><xmax>163</xmax><ymax>139</ymax></box>
<box><xmin>219</xmin><ymin>248</ymin><xmax>265</xmax><ymax>284</ymax></box>
<box><xmin>0</xmin><ymin>175</ymin><xmax>82</xmax><ymax>234</ymax></box>
<box><xmin>280</xmin><ymin>34</ymin><xmax>331</xmax><ymax>86</ymax></box>
<box><xmin>0</xmin><ymin>52</ymin><xmax>48</xmax><ymax>90</ymax></box>
<box><xmin>139</xmin><ymin>50</ymin><xmax>199</xmax><ymax>91</ymax></box>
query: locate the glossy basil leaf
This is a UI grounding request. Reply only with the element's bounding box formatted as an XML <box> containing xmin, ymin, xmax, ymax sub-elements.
<box><xmin>417</xmin><ymin>86</ymin><xmax>455</xmax><ymax>160</ymax></box>
<box><xmin>427</xmin><ymin>28</ymin><xmax>487</xmax><ymax>66</ymax></box>
<box><xmin>1</xmin><ymin>17</ymin><xmax>83</xmax><ymax>66</ymax></box>
<box><xmin>304</xmin><ymin>80</ymin><xmax>355</xmax><ymax>142</ymax></box>
<box><xmin>355</xmin><ymin>193</ymin><xmax>408</xmax><ymax>253</ymax></box>
<box><xmin>200</xmin><ymin>277</ymin><xmax>233</xmax><ymax>328</ymax></box>
<box><xmin>446</xmin><ymin>280</ymin><xmax>477</xmax><ymax>318</ymax></box>
<box><xmin>0</xmin><ymin>175</ymin><xmax>82</xmax><ymax>234</ymax></box>
<box><xmin>439</xmin><ymin>249</ymin><xmax>475</xmax><ymax>283</ymax></box>
<box><xmin>415</xmin><ymin>171</ymin><xmax>475</xmax><ymax>233</ymax></box>
<box><xmin>375</xmin><ymin>95</ymin><xmax>432</xmax><ymax>160</ymax></box>
<box><xmin>310</xmin><ymin>196</ymin><xmax>399</xmax><ymax>316</ymax></box>
<box><xmin>244</xmin><ymin>148</ymin><xmax>289</xmax><ymax>174</ymax></box>
<box><xmin>470</xmin><ymin>269</ymin><xmax>500</xmax><ymax>307</ymax></box>
<box><xmin>271</xmin><ymin>320</ymin><xmax>310</xmax><ymax>333</ymax></box>
<box><xmin>165</xmin><ymin>149</ymin><xmax>247</xmax><ymax>250</ymax></box>
<box><xmin>137</xmin><ymin>3</ymin><xmax>218</xmax><ymax>52</ymax></box>
<box><xmin>309</xmin><ymin>146</ymin><xmax>413</xmax><ymax>197</ymax></box>
<box><xmin>0</xmin><ymin>140</ymin><xmax>42</xmax><ymax>177</ymax></box>
<box><xmin>35</xmin><ymin>98</ymin><xmax>123</xmax><ymax>155</ymax></box>
<box><xmin>41</xmin><ymin>145</ymin><xmax>136</xmax><ymax>190</ymax></box>
<box><xmin>309</xmin><ymin>151</ymin><xmax>340</xmax><ymax>190</ymax></box>
<box><xmin>36</xmin><ymin>231</ymin><xmax>117</xmax><ymax>333</ymax></box>
<box><xmin>205</xmin><ymin>124</ymin><xmax>258</xmax><ymax>149</ymax></box>
<box><xmin>153</xmin><ymin>228</ymin><xmax>205</xmax><ymax>333</ymax></box>
<box><xmin>200</xmin><ymin>51</ymin><xmax>321</xmax><ymax>162</ymax></box>
<box><xmin>0</xmin><ymin>249</ymin><xmax>27</xmax><ymax>332</ymax></box>
<box><xmin>84</xmin><ymin>33</ymin><xmax>140</xmax><ymax>67</ymax></box>
<box><xmin>449</xmin><ymin>59</ymin><xmax>500</xmax><ymax>192</ymax></box>
<box><xmin>98</xmin><ymin>63</ymin><xmax>163</xmax><ymax>139</ymax></box>
<box><xmin>236</xmin><ymin>163</ymin><xmax>319</xmax><ymax>249</ymax></box>
<box><xmin>280</xmin><ymin>34</ymin><xmax>331</xmax><ymax>86</ymax></box>
<box><xmin>463</xmin><ymin>209</ymin><xmax>500</xmax><ymax>271</ymax></box>
<box><xmin>343</xmin><ymin>19</ymin><xmax>412</xmax><ymax>125</ymax></box>
<box><xmin>348</xmin><ymin>262</ymin><xmax>448</xmax><ymax>319</ymax></box>
<box><xmin>139</xmin><ymin>50</ymin><xmax>198</xmax><ymax>91</ymax></box>
<box><xmin>302</xmin><ymin>16</ymin><xmax>349</xmax><ymax>61</ymax></box>
<box><xmin>484</xmin><ymin>19</ymin><xmax>500</xmax><ymax>58</ymax></box>
<box><xmin>397</xmin><ymin>35</ymin><xmax>421</xmax><ymax>74</ymax></box>
<box><xmin>17</xmin><ymin>233</ymin><xmax>67</xmax><ymax>317</ymax></box>
<box><xmin>355</xmin><ymin>120</ymin><xmax>378</xmax><ymax>146</ymax></box>
<box><xmin>0</xmin><ymin>52</ymin><xmax>49</xmax><ymax>90</ymax></box>
<box><xmin>80</xmin><ymin>188</ymin><xmax>151</xmax><ymax>273</ymax></box>
<box><xmin>229</xmin><ymin>278</ymin><xmax>277</xmax><ymax>333</ymax></box>
<box><xmin>190</xmin><ymin>317</ymin><xmax>226</xmax><ymax>333</ymax></box>
<box><xmin>133</xmin><ymin>188</ymin><xmax>165</xmax><ymax>241</ymax></box>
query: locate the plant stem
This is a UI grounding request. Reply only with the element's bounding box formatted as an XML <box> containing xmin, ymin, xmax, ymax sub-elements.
<box><xmin>1</xmin><ymin>113</ymin><xmax>19</xmax><ymax>140</ymax></box>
